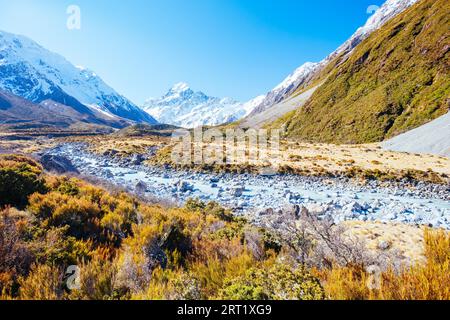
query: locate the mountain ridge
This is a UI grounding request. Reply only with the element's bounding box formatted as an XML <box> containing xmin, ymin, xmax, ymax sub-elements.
<box><xmin>0</xmin><ymin>88</ymin><xmax>129</xmax><ymax>130</ymax></box>
<box><xmin>282</xmin><ymin>0</ymin><xmax>449</xmax><ymax>144</ymax></box>
<box><xmin>143</xmin><ymin>83</ymin><xmax>263</xmax><ymax>128</ymax></box>
<box><xmin>0</xmin><ymin>30</ymin><xmax>157</xmax><ymax>125</ymax></box>
<box><xmin>246</xmin><ymin>0</ymin><xmax>420</xmax><ymax>120</ymax></box>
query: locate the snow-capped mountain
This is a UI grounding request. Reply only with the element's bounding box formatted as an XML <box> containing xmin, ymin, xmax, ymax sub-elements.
<box><xmin>248</xmin><ymin>0</ymin><xmax>419</xmax><ymax>116</ymax></box>
<box><xmin>143</xmin><ymin>83</ymin><xmax>263</xmax><ymax>128</ymax></box>
<box><xmin>0</xmin><ymin>30</ymin><xmax>157</xmax><ymax>124</ymax></box>
<box><xmin>249</xmin><ymin>62</ymin><xmax>322</xmax><ymax>116</ymax></box>
<box><xmin>326</xmin><ymin>0</ymin><xmax>418</xmax><ymax>61</ymax></box>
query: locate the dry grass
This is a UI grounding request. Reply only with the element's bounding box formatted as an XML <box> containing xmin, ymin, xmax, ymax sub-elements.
<box><xmin>76</xmin><ymin>136</ymin><xmax>169</xmax><ymax>157</ymax></box>
<box><xmin>343</xmin><ymin>221</ymin><xmax>427</xmax><ymax>266</ymax></box>
<box><xmin>148</xmin><ymin>138</ymin><xmax>449</xmax><ymax>183</ymax></box>
<box><xmin>320</xmin><ymin>228</ymin><xmax>450</xmax><ymax>300</ymax></box>
<box><xmin>283</xmin><ymin>142</ymin><xmax>449</xmax><ymax>176</ymax></box>
<box><xmin>0</xmin><ymin>138</ymin><xmax>57</xmax><ymax>154</ymax></box>
<box><xmin>2</xmin><ymin>130</ymin><xmax>448</xmax><ymax>184</ymax></box>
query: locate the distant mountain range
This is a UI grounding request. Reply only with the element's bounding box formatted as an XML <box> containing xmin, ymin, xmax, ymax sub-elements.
<box><xmin>0</xmin><ymin>30</ymin><xmax>157</xmax><ymax>128</ymax></box>
<box><xmin>143</xmin><ymin>82</ymin><xmax>264</xmax><ymax>128</ymax></box>
<box><xmin>0</xmin><ymin>88</ymin><xmax>129</xmax><ymax>130</ymax></box>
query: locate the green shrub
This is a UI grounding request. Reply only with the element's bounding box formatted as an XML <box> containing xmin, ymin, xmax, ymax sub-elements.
<box><xmin>0</xmin><ymin>155</ymin><xmax>47</xmax><ymax>208</ymax></box>
<box><xmin>18</xmin><ymin>264</ymin><xmax>65</xmax><ymax>300</ymax></box>
<box><xmin>220</xmin><ymin>264</ymin><xmax>325</xmax><ymax>300</ymax></box>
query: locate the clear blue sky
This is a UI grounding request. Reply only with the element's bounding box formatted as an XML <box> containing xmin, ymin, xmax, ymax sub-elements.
<box><xmin>0</xmin><ymin>0</ymin><xmax>384</xmax><ymax>104</ymax></box>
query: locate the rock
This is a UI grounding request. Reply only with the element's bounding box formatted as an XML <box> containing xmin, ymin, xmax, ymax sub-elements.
<box><xmin>281</xmin><ymin>204</ymin><xmax>303</xmax><ymax>219</ymax></box>
<box><xmin>428</xmin><ymin>218</ymin><xmax>441</xmax><ymax>228</ymax></box>
<box><xmin>104</xmin><ymin>170</ymin><xmax>114</xmax><ymax>179</ymax></box>
<box><xmin>307</xmin><ymin>203</ymin><xmax>328</xmax><ymax>215</ymax></box>
<box><xmin>372</xmin><ymin>199</ymin><xmax>382</xmax><ymax>209</ymax></box>
<box><xmin>342</xmin><ymin>201</ymin><xmax>364</xmax><ymax>217</ymax></box>
<box><xmin>378</xmin><ymin>241</ymin><xmax>391</xmax><ymax>251</ymax></box>
<box><xmin>130</xmin><ymin>154</ymin><xmax>146</xmax><ymax>165</ymax></box>
<box><xmin>412</xmin><ymin>214</ymin><xmax>423</xmax><ymax>223</ymax></box>
<box><xmin>231</xmin><ymin>186</ymin><xmax>245</xmax><ymax>197</ymax></box>
<box><xmin>210</xmin><ymin>177</ymin><xmax>220</xmax><ymax>184</ymax></box>
<box><xmin>237</xmin><ymin>200</ymin><xmax>248</xmax><ymax>208</ymax></box>
<box><xmin>256</xmin><ymin>208</ymin><xmax>274</xmax><ymax>216</ymax></box>
<box><xmin>40</xmin><ymin>154</ymin><xmax>79</xmax><ymax>174</ymax></box>
<box><xmin>135</xmin><ymin>180</ymin><xmax>148</xmax><ymax>194</ymax></box>
<box><xmin>177</xmin><ymin>181</ymin><xmax>194</xmax><ymax>193</ymax></box>
<box><xmin>147</xmin><ymin>146</ymin><xmax>159</xmax><ymax>157</ymax></box>
<box><xmin>284</xmin><ymin>190</ymin><xmax>293</xmax><ymax>201</ymax></box>
<box><xmin>103</xmin><ymin>149</ymin><xmax>118</xmax><ymax>157</ymax></box>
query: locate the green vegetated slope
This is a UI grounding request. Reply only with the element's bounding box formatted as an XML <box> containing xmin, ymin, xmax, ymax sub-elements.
<box><xmin>283</xmin><ymin>0</ymin><xmax>449</xmax><ymax>144</ymax></box>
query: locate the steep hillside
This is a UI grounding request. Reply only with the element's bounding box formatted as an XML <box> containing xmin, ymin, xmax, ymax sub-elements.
<box><xmin>239</xmin><ymin>85</ymin><xmax>320</xmax><ymax>129</ymax></box>
<box><xmin>282</xmin><ymin>0</ymin><xmax>449</xmax><ymax>144</ymax></box>
<box><xmin>246</xmin><ymin>0</ymin><xmax>419</xmax><ymax>121</ymax></box>
<box><xmin>248</xmin><ymin>62</ymin><xmax>321</xmax><ymax>117</ymax></box>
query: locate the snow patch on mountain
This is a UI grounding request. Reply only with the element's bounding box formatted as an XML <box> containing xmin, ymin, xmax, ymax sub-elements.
<box><xmin>143</xmin><ymin>83</ymin><xmax>262</xmax><ymax>128</ymax></box>
<box><xmin>0</xmin><ymin>30</ymin><xmax>156</xmax><ymax>124</ymax></box>
<box><xmin>242</xmin><ymin>95</ymin><xmax>266</xmax><ymax>115</ymax></box>
<box><xmin>273</xmin><ymin>62</ymin><xmax>320</xmax><ymax>93</ymax></box>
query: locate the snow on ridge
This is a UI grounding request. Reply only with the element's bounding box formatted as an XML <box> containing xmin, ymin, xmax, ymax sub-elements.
<box><xmin>273</xmin><ymin>62</ymin><xmax>319</xmax><ymax>92</ymax></box>
<box><xmin>171</xmin><ymin>82</ymin><xmax>190</xmax><ymax>93</ymax></box>
<box><xmin>242</xmin><ymin>95</ymin><xmax>266</xmax><ymax>114</ymax></box>
<box><xmin>0</xmin><ymin>29</ymin><xmax>156</xmax><ymax>123</ymax></box>
<box><xmin>330</xmin><ymin>0</ymin><xmax>418</xmax><ymax>59</ymax></box>
<box><xmin>248</xmin><ymin>0</ymin><xmax>419</xmax><ymax>116</ymax></box>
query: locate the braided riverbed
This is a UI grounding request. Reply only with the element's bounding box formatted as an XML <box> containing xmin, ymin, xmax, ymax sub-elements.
<box><xmin>43</xmin><ymin>144</ymin><xmax>450</xmax><ymax>229</ymax></box>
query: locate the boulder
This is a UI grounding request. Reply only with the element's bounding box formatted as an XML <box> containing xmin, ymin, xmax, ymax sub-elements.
<box><xmin>40</xmin><ymin>154</ymin><xmax>79</xmax><ymax>174</ymax></box>
<box><xmin>130</xmin><ymin>154</ymin><xmax>146</xmax><ymax>165</ymax></box>
<box><xmin>281</xmin><ymin>204</ymin><xmax>303</xmax><ymax>219</ymax></box>
<box><xmin>135</xmin><ymin>180</ymin><xmax>148</xmax><ymax>194</ymax></box>
<box><xmin>177</xmin><ymin>181</ymin><xmax>194</xmax><ymax>193</ymax></box>
<box><xmin>210</xmin><ymin>177</ymin><xmax>220</xmax><ymax>184</ymax></box>
<box><xmin>231</xmin><ymin>186</ymin><xmax>245</xmax><ymax>197</ymax></box>
<box><xmin>103</xmin><ymin>149</ymin><xmax>118</xmax><ymax>157</ymax></box>
<box><xmin>104</xmin><ymin>169</ymin><xmax>114</xmax><ymax>179</ymax></box>
<box><xmin>378</xmin><ymin>241</ymin><xmax>391</xmax><ymax>251</ymax></box>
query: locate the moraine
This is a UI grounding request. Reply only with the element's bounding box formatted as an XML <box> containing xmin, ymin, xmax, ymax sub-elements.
<box><xmin>42</xmin><ymin>143</ymin><xmax>450</xmax><ymax>229</ymax></box>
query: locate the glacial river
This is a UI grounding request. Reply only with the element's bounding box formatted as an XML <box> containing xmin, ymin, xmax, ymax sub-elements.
<box><xmin>44</xmin><ymin>144</ymin><xmax>450</xmax><ymax>229</ymax></box>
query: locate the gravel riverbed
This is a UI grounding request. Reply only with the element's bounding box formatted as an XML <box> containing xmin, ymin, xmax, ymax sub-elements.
<box><xmin>43</xmin><ymin>144</ymin><xmax>450</xmax><ymax>229</ymax></box>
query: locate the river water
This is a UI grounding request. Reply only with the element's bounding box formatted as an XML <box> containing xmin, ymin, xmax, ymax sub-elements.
<box><xmin>44</xmin><ymin>144</ymin><xmax>450</xmax><ymax>229</ymax></box>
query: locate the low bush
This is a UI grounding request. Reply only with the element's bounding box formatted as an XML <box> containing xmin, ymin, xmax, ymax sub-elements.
<box><xmin>0</xmin><ymin>155</ymin><xmax>47</xmax><ymax>208</ymax></box>
<box><xmin>321</xmin><ymin>229</ymin><xmax>450</xmax><ymax>300</ymax></box>
<box><xmin>0</xmin><ymin>154</ymin><xmax>448</xmax><ymax>300</ymax></box>
<box><xmin>219</xmin><ymin>264</ymin><xmax>325</xmax><ymax>300</ymax></box>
